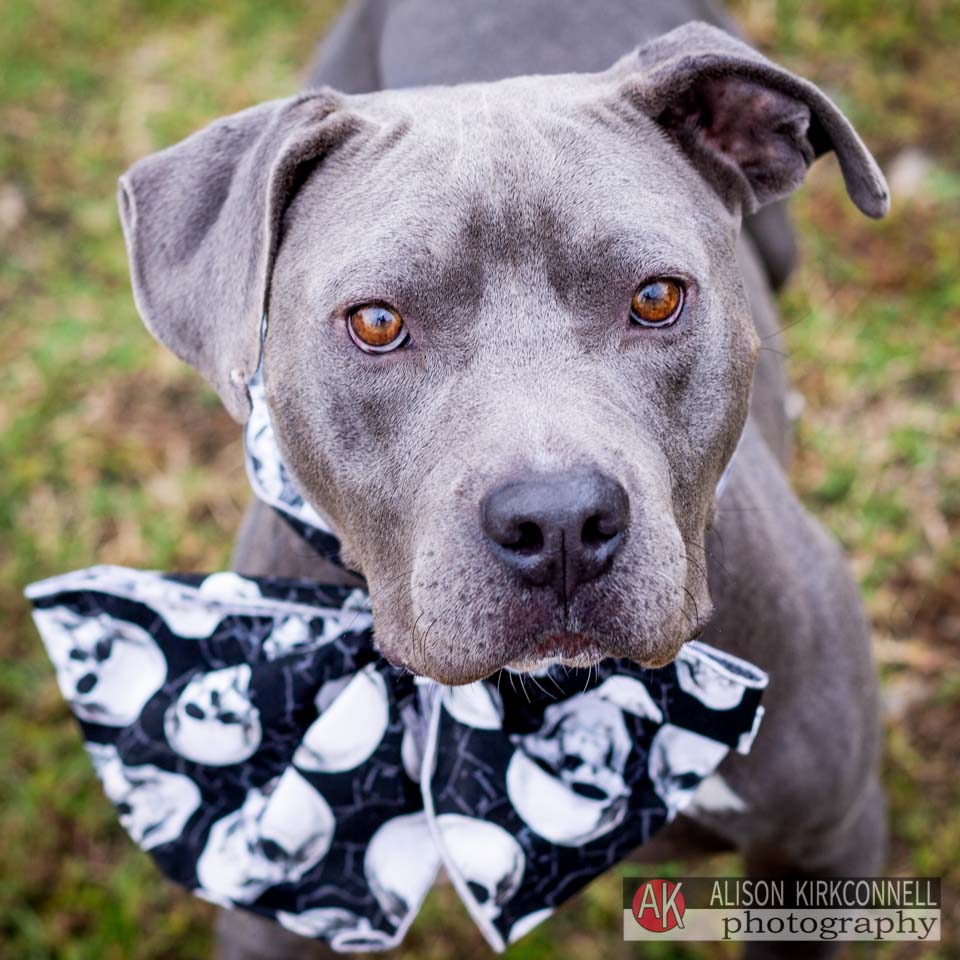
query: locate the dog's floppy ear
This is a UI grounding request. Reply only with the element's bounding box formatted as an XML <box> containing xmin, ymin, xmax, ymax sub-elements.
<box><xmin>617</xmin><ymin>22</ymin><xmax>888</xmax><ymax>218</ymax></box>
<box><xmin>118</xmin><ymin>91</ymin><xmax>361</xmax><ymax>421</ymax></box>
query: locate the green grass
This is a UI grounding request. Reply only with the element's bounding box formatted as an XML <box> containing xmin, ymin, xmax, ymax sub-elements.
<box><xmin>1</xmin><ymin>1</ymin><xmax>958</xmax><ymax>957</ymax></box>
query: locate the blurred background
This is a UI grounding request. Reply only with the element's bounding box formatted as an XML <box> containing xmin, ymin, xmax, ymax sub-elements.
<box><xmin>1</xmin><ymin>1</ymin><xmax>958</xmax><ymax>957</ymax></box>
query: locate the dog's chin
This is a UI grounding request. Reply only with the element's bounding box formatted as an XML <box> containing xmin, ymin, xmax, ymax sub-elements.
<box><xmin>380</xmin><ymin>569</ymin><xmax>708</xmax><ymax>683</ymax></box>
<box><xmin>504</xmin><ymin>627</ymin><xmax>691</xmax><ymax>675</ymax></box>
<box><xmin>386</xmin><ymin>624</ymin><xmax>695</xmax><ymax>685</ymax></box>
<box><xmin>503</xmin><ymin>632</ymin><xmax>607</xmax><ymax>674</ymax></box>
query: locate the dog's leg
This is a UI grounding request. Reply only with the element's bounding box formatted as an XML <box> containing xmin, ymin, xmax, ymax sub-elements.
<box><xmin>739</xmin><ymin>777</ymin><xmax>887</xmax><ymax>960</ymax></box>
<box><xmin>214</xmin><ymin>909</ymin><xmax>338</xmax><ymax>960</ymax></box>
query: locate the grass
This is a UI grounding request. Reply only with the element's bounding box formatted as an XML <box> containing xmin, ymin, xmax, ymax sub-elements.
<box><xmin>1</xmin><ymin>0</ymin><xmax>958</xmax><ymax>957</ymax></box>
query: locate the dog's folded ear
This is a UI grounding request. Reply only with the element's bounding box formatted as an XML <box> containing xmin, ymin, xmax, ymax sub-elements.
<box><xmin>617</xmin><ymin>22</ymin><xmax>888</xmax><ymax>219</ymax></box>
<box><xmin>118</xmin><ymin>91</ymin><xmax>362</xmax><ymax>421</ymax></box>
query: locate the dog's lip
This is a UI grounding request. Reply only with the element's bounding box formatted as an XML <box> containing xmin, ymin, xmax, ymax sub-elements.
<box><xmin>532</xmin><ymin>630</ymin><xmax>597</xmax><ymax>658</ymax></box>
<box><xmin>503</xmin><ymin>630</ymin><xmax>606</xmax><ymax>673</ymax></box>
<box><xmin>386</xmin><ymin>613</ymin><xmax>698</xmax><ymax>683</ymax></box>
<box><xmin>504</xmin><ymin>624</ymin><xmax>700</xmax><ymax>674</ymax></box>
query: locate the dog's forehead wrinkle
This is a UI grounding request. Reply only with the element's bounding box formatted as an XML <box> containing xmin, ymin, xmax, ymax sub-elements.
<box><xmin>287</xmin><ymin>97</ymin><xmax>721</xmax><ymax>320</ymax></box>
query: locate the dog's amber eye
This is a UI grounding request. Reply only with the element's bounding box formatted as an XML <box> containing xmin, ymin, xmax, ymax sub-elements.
<box><xmin>347</xmin><ymin>304</ymin><xmax>408</xmax><ymax>353</ymax></box>
<box><xmin>629</xmin><ymin>279</ymin><xmax>684</xmax><ymax>327</ymax></box>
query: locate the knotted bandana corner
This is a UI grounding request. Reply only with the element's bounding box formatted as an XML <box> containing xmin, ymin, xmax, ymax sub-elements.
<box><xmin>26</xmin><ymin>366</ymin><xmax>767</xmax><ymax>952</ymax></box>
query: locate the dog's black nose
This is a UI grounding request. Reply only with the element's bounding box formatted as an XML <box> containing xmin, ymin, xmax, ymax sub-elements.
<box><xmin>480</xmin><ymin>469</ymin><xmax>629</xmax><ymax>602</ymax></box>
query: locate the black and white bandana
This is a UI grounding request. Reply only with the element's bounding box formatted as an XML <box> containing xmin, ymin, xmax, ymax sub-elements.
<box><xmin>26</xmin><ymin>368</ymin><xmax>767</xmax><ymax>952</ymax></box>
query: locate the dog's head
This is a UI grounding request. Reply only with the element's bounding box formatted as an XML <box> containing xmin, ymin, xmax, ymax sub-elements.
<box><xmin>119</xmin><ymin>23</ymin><xmax>886</xmax><ymax>683</ymax></box>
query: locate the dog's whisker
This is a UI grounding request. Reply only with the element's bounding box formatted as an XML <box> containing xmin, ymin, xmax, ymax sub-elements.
<box><xmin>648</xmin><ymin>568</ymin><xmax>702</xmax><ymax>638</ymax></box>
<box><xmin>420</xmin><ymin>617</ymin><xmax>439</xmax><ymax>665</ymax></box>
<box><xmin>546</xmin><ymin>670</ymin><xmax>565</xmax><ymax>696</ymax></box>
<box><xmin>409</xmin><ymin>610</ymin><xmax>425</xmax><ymax>666</ymax></box>
<box><xmin>527</xmin><ymin>670</ymin><xmax>554</xmax><ymax>701</ymax></box>
<box><xmin>680</xmin><ymin>545</ymin><xmax>713</xmax><ymax>593</ymax></box>
<box><xmin>759</xmin><ymin>345</ymin><xmax>789</xmax><ymax>359</ymax></box>
<box><xmin>686</xmin><ymin>535</ymin><xmax>734</xmax><ymax>583</ymax></box>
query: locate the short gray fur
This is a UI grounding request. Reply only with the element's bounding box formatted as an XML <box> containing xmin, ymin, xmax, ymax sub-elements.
<box><xmin>117</xmin><ymin>2</ymin><xmax>888</xmax><ymax>957</ymax></box>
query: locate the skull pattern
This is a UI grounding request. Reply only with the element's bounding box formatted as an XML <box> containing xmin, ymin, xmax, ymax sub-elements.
<box><xmin>364</xmin><ymin>813</ymin><xmax>441</xmax><ymax>927</ymax></box>
<box><xmin>647</xmin><ymin>723</ymin><xmax>731</xmax><ymax>815</ymax></box>
<box><xmin>675</xmin><ymin>652</ymin><xmax>747</xmax><ymax>710</ymax></box>
<box><xmin>197</xmin><ymin>769</ymin><xmax>335</xmax><ymax>902</ymax></box>
<box><xmin>164</xmin><ymin>664</ymin><xmax>262</xmax><ymax>766</ymax></box>
<box><xmin>276</xmin><ymin>908</ymin><xmax>394</xmax><ymax>951</ymax></box>
<box><xmin>87</xmin><ymin>743</ymin><xmax>201</xmax><ymax>849</ymax></box>
<box><xmin>435</xmin><ymin>815</ymin><xmax>525</xmax><ymax>925</ymax></box>
<box><xmin>506</xmin><ymin>676</ymin><xmax>662</xmax><ymax>845</ymax></box>
<box><xmin>35</xmin><ymin>606</ymin><xmax>166</xmax><ymax>726</ymax></box>
<box><xmin>294</xmin><ymin>666</ymin><xmax>390</xmax><ymax>772</ymax></box>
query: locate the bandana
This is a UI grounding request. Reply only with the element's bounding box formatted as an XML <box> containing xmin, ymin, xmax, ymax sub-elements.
<box><xmin>26</xmin><ymin>368</ymin><xmax>767</xmax><ymax>952</ymax></box>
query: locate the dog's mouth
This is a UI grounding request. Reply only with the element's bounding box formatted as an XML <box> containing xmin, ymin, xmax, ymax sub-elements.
<box><xmin>504</xmin><ymin>630</ymin><xmax>606</xmax><ymax>673</ymax></box>
<box><xmin>385</xmin><ymin>560</ymin><xmax>709</xmax><ymax>683</ymax></box>
<box><xmin>502</xmin><ymin>622</ymin><xmax>699</xmax><ymax>676</ymax></box>
<box><xmin>379</xmin><ymin>597</ymin><xmax>700</xmax><ymax>684</ymax></box>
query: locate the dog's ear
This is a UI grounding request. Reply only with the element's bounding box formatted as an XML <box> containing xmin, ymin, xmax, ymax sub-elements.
<box><xmin>118</xmin><ymin>91</ymin><xmax>362</xmax><ymax>421</ymax></box>
<box><xmin>616</xmin><ymin>22</ymin><xmax>888</xmax><ymax>219</ymax></box>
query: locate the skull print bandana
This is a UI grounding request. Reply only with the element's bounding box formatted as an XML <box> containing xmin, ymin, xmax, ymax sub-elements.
<box><xmin>26</xmin><ymin>368</ymin><xmax>767</xmax><ymax>953</ymax></box>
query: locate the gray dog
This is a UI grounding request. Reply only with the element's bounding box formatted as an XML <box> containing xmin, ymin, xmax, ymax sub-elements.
<box><xmin>116</xmin><ymin>0</ymin><xmax>889</xmax><ymax>956</ymax></box>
